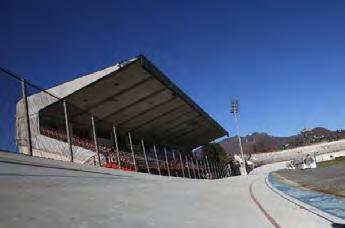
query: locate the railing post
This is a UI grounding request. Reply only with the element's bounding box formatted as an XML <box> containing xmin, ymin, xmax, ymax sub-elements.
<box><xmin>128</xmin><ymin>132</ymin><xmax>137</xmax><ymax>171</ymax></box>
<box><xmin>185</xmin><ymin>156</ymin><xmax>191</xmax><ymax>178</ymax></box>
<box><xmin>112</xmin><ymin>124</ymin><xmax>121</xmax><ymax>168</ymax></box>
<box><xmin>153</xmin><ymin>144</ymin><xmax>160</xmax><ymax>175</ymax></box>
<box><xmin>164</xmin><ymin>147</ymin><xmax>170</xmax><ymax>177</ymax></box>
<box><xmin>91</xmin><ymin>115</ymin><xmax>101</xmax><ymax>166</ymax></box>
<box><xmin>190</xmin><ymin>157</ymin><xmax>196</xmax><ymax>179</ymax></box>
<box><xmin>141</xmin><ymin>139</ymin><xmax>150</xmax><ymax>174</ymax></box>
<box><xmin>63</xmin><ymin>100</ymin><xmax>73</xmax><ymax>162</ymax></box>
<box><xmin>173</xmin><ymin>152</ymin><xmax>178</xmax><ymax>177</ymax></box>
<box><xmin>179</xmin><ymin>153</ymin><xmax>185</xmax><ymax>178</ymax></box>
<box><xmin>21</xmin><ymin>79</ymin><xmax>32</xmax><ymax>156</ymax></box>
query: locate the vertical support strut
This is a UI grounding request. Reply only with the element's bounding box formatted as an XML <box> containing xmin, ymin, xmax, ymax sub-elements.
<box><xmin>112</xmin><ymin>124</ymin><xmax>121</xmax><ymax>168</ymax></box>
<box><xmin>185</xmin><ymin>156</ymin><xmax>191</xmax><ymax>178</ymax></box>
<box><xmin>195</xmin><ymin>157</ymin><xmax>200</xmax><ymax>179</ymax></box>
<box><xmin>190</xmin><ymin>157</ymin><xmax>196</xmax><ymax>179</ymax></box>
<box><xmin>63</xmin><ymin>100</ymin><xmax>73</xmax><ymax>162</ymax></box>
<box><xmin>153</xmin><ymin>144</ymin><xmax>160</xmax><ymax>175</ymax></box>
<box><xmin>164</xmin><ymin>147</ymin><xmax>170</xmax><ymax>177</ymax></box>
<box><xmin>173</xmin><ymin>152</ymin><xmax>178</xmax><ymax>177</ymax></box>
<box><xmin>128</xmin><ymin>132</ymin><xmax>137</xmax><ymax>171</ymax></box>
<box><xmin>179</xmin><ymin>153</ymin><xmax>185</xmax><ymax>178</ymax></box>
<box><xmin>200</xmin><ymin>159</ymin><xmax>205</xmax><ymax>179</ymax></box>
<box><xmin>91</xmin><ymin>115</ymin><xmax>101</xmax><ymax>166</ymax></box>
<box><xmin>205</xmin><ymin>156</ymin><xmax>211</xmax><ymax>179</ymax></box>
<box><xmin>141</xmin><ymin>139</ymin><xmax>150</xmax><ymax>174</ymax></box>
<box><xmin>21</xmin><ymin>79</ymin><xmax>32</xmax><ymax>156</ymax></box>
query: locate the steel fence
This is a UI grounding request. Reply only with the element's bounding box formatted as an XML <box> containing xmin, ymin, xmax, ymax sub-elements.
<box><xmin>0</xmin><ymin>67</ymin><xmax>230</xmax><ymax>179</ymax></box>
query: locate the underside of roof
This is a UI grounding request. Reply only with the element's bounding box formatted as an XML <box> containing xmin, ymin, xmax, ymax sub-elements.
<box><xmin>39</xmin><ymin>55</ymin><xmax>228</xmax><ymax>150</ymax></box>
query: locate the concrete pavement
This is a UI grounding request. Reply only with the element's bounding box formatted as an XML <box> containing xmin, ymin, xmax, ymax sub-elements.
<box><xmin>0</xmin><ymin>151</ymin><xmax>335</xmax><ymax>228</ymax></box>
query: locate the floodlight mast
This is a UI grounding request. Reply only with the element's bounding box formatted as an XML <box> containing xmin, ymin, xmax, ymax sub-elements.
<box><xmin>230</xmin><ymin>100</ymin><xmax>246</xmax><ymax>172</ymax></box>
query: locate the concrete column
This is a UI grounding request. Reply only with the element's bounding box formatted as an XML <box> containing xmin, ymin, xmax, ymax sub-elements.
<box><xmin>185</xmin><ymin>156</ymin><xmax>191</xmax><ymax>178</ymax></box>
<box><xmin>164</xmin><ymin>147</ymin><xmax>170</xmax><ymax>177</ymax></box>
<box><xmin>128</xmin><ymin>132</ymin><xmax>137</xmax><ymax>171</ymax></box>
<box><xmin>190</xmin><ymin>157</ymin><xmax>196</xmax><ymax>179</ymax></box>
<box><xmin>21</xmin><ymin>79</ymin><xmax>32</xmax><ymax>156</ymax></box>
<box><xmin>112</xmin><ymin>124</ymin><xmax>121</xmax><ymax>168</ymax></box>
<box><xmin>153</xmin><ymin>144</ymin><xmax>160</xmax><ymax>175</ymax></box>
<box><xmin>195</xmin><ymin>158</ymin><xmax>201</xmax><ymax>179</ymax></box>
<box><xmin>141</xmin><ymin>139</ymin><xmax>150</xmax><ymax>174</ymax></box>
<box><xmin>63</xmin><ymin>100</ymin><xmax>73</xmax><ymax>162</ymax></box>
<box><xmin>179</xmin><ymin>153</ymin><xmax>185</xmax><ymax>178</ymax></box>
<box><xmin>173</xmin><ymin>152</ymin><xmax>178</xmax><ymax>177</ymax></box>
<box><xmin>91</xmin><ymin>115</ymin><xmax>101</xmax><ymax>166</ymax></box>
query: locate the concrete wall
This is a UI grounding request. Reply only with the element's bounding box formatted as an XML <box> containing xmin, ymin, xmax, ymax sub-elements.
<box><xmin>251</xmin><ymin>139</ymin><xmax>345</xmax><ymax>164</ymax></box>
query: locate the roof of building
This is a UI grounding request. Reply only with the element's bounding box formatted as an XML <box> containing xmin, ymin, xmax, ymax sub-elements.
<box><xmin>39</xmin><ymin>55</ymin><xmax>228</xmax><ymax>150</ymax></box>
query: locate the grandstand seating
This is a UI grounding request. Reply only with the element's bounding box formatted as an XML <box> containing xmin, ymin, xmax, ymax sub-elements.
<box><xmin>40</xmin><ymin>127</ymin><xmax>207</xmax><ymax>178</ymax></box>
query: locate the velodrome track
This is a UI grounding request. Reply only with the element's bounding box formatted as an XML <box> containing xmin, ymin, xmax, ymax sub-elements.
<box><xmin>0</xmin><ymin>151</ymin><xmax>333</xmax><ymax>228</ymax></box>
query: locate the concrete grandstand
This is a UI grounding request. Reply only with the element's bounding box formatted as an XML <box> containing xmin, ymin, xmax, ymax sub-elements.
<box><xmin>15</xmin><ymin>55</ymin><xmax>228</xmax><ymax>175</ymax></box>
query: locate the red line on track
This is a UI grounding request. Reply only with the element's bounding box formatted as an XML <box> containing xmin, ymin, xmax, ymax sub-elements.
<box><xmin>249</xmin><ymin>181</ymin><xmax>281</xmax><ymax>228</ymax></box>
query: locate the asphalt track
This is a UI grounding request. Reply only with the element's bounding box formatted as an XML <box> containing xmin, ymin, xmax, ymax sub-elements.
<box><xmin>0</xmin><ymin>152</ymin><xmax>335</xmax><ymax>228</ymax></box>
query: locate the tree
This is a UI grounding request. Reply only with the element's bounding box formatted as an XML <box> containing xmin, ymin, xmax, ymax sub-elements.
<box><xmin>201</xmin><ymin>142</ymin><xmax>228</xmax><ymax>163</ymax></box>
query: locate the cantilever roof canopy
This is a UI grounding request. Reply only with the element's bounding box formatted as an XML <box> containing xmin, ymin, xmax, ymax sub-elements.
<box><xmin>40</xmin><ymin>55</ymin><xmax>228</xmax><ymax>150</ymax></box>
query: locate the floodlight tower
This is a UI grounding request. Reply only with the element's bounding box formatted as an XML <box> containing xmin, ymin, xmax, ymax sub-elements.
<box><xmin>230</xmin><ymin>99</ymin><xmax>247</xmax><ymax>175</ymax></box>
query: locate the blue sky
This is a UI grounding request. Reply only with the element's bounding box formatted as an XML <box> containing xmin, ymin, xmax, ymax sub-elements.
<box><xmin>1</xmin><ymin>0</ymin><xmax>345</xmax><ymax>137</ymax></box>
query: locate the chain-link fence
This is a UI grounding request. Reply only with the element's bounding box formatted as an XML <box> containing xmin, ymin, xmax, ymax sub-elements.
<box><xmin>0</xmin><ymin>68</ymin><xmax>230</xmax><ymax>179</ymax></box>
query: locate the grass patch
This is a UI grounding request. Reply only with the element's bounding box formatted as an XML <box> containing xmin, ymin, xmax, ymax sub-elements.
<box><xmin>317</xmin><ymin>157</ymin><xmax>345</xmax><ymax>168</ymax></box>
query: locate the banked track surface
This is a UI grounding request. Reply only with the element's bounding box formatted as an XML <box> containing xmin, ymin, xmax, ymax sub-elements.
<box><xmin>0</xmin><ymin>152</ymin><xmax>333</xmax><ymax>228</ymax></box>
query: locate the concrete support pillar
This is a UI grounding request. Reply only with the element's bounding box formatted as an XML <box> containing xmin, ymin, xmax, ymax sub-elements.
<box><xmin>179</xmin><ymin>153</ymin><xmax>185</xmax><ymax>178</ymax></box>
<box><xmin>173</xmin><ymin>152</ymin><xmax>178</xmax><ymax>177</ymax></box>
<box><xmin>21</xmin><ymin>79</ymin><xmax>32</xmax><ymax>156</ymax></box>
<box><xmin>91</xmin><ymin>115</ymin><xmax>101</xmax><ymax>166</ymax></box>
<box><xmin>128</xmin><ymin>132</ymin><xmax>137</xmax><ymax>171</ymax></box>
<box><xmin>63</xmin><ymin>100</ymin><xmax>73</xmax><ymax>162</ymax></box>
<box><xmin>190</xmin><ymin>157</ymin><xmax>196</xmax><ymax>179</ymax></box>
<box><xmin>164</xmin><ymin>147</ymin><xmax>170</xmax><ymax>177</ymax></box>
<box><xmin>185</xmin><ymin>156</ymin><xmax>191</xmax><ymax>178</ymax></box>
<box><xmin>141</xmin><ymin>139</ymin><xmax>150</xmax><ymax>174</ymax></box>
<box><xmin>153</xmin><ymin>144</ymin><xmax>160</xmax><ymax>175</ymax></box>
<box><xmin>112</xmin><ymin>125</ymin><xmax>121</xmax><ymax>168</ymax></box>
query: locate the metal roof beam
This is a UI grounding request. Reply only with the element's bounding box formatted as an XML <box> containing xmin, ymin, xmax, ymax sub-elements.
<box><xmin>99</xmin><ymin>88</ymin><xmax>166</xmax><ymax>121</ymax></box>
<box><xmin>71</xmin><ymin>76</ymin><xmax>154</xmax><ymax>119</ymax></box>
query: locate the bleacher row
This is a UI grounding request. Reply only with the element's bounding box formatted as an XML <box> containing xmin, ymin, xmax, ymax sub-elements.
<box><xmin>40</xmin><ymin>127</ymin><xmax>211</xmax><ymax>178</ymax></box>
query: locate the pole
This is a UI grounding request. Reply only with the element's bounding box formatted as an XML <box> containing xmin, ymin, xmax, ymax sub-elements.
<box><xmin>153</xmin><ymin>144</ymin><xmax>160</xmax><ymax>175</ymax></box>
<box><xmin>63</xmin><ymin>100</ymin><xmax>73</xmax><ymax>162</ymax></box>
<box><xmin>21</xmin><ymin>79</ymin><xmax>32</xmax><ymax>156</ymax></box>
<box><xmin>128</xmin><ymin>132</ymin><xmax>137</xmax><ymax>171</ymax></box>
<box><xmin>233</xmin><ymin>112</ymin><xmax>245</xmax><ymax>166</ymax></box>
<box><xmin>141</xmin><ymin>139</ymin><xmax>150</xmax><ymax>174</ymax></box>
<box><xmin>205</xmin><ymin>156</ymin><xmax>212</xmax><ymax>179</ymax></box>
<box><xmin>185</xmin><ymin>156</ymin><xmax>191</xmax><ymax>178</ymax></box>
<box><xmin>214</xmin><ymin>162</ymin><xmax>218</xmax><ymax>179</ymax></box>
<box><xmin>164</xmin><ymin>147</ymin><xmax>170</xmax><ymax>177</ymax></box>
<box><xmin>112</xmin><ymin>124</ymin><xmax>121</xmax><ymax>168</ymax></box>
<box><xmin>91</xmin><ymin>115</ymin><xmax>101</xmax><ymax>166</ymax></box>
<box><xmin>179</xmin><ymin>153</ymin><xmax>185</xmax><ymax>178</ymax></box>
<box><xmin>195</xmin><ymin>157</ymin><xmax>200</xmax><ymax>179</ymax></box>
<box><xmin>200</xmin><ymin>159</ymin><xmax>205</xmax><ymax>179</ymax></box>
<box><xmin>173</xmin><ymin>152</ymin><xmax>178</xmax><ymax>177</ymax></box>
<box><xmin>190</xmin><ymin>157</ymin><xmax>196</xmax><ymax>179</ymax></box>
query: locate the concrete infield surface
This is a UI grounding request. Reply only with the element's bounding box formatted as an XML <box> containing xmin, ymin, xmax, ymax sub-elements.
<box><xmin>0</xmin><ymin>151</ymin><xmax>340</xmax><ymax>228</ymax></box>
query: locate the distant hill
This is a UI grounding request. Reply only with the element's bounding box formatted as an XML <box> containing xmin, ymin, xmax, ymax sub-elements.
<box><xmin>218</xmin><ymin>127</ymin><xmax>345</xmax><ymax>156</ymax></box>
